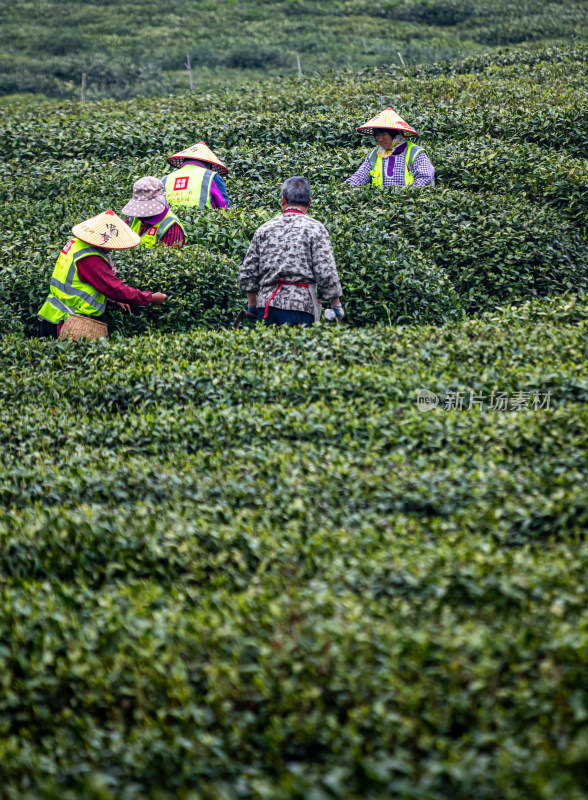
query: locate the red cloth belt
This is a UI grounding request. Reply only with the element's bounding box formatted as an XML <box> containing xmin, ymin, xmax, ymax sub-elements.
<box><xmin>264</xmin><ymin>279</ymin><xmax>310</xmax><ymax>319</ymax></box>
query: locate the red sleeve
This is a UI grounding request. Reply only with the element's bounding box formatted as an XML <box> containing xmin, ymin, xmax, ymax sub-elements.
<box><xmin>77</xmin><ymin>255</ymin><xmax>152</xmax><ymax>305</ymax></box>
<box><xmin>160</xmin><ymin>223</ymin><xmax>185</xmax><ymax>247</ymax></box>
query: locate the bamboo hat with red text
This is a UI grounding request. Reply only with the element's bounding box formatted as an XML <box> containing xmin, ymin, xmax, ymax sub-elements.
<box><xmin>356</xmin><ymin>107</ymin><xmax>418</xmax><ymax>138</ymax></box>
<box><xmin>71</xmin><ymin>209</ymin><xmax>140</xmax><ymax>250</ymax></box>
<box><xmin>167</xmin><ymin>141</ymin><xmax>229</xmax><ymax>175</ymax></box>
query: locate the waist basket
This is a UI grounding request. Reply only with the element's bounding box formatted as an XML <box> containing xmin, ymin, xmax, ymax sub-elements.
<box><xmin>59</xmin><ymin>314</ymin><xmax>108</xmax><ymax>342</ymax></box>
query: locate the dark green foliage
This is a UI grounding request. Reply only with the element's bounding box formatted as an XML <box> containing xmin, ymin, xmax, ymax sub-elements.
<box><xmin>386</xmin><ymin>190</ymin><xmax>587</xmax><ymax>310</ymax></box>
<box><xmin>0</xmin><ymin>295</ymin><xmax>588</xmax><ymax>797</ymax></box>
<box><xmin>1</xmin><ymin>0</ymin><xmax>587</xmax><ymax>100</ymax></box>
<box><xmin>391</xmin><ymin>0</ymin><xmax>477</xmax><ymax>26</ymax></box>
<box><xmin>224</xmin><ymin>46</ymin><xmax>286</xmax><ymax>70</ymax></box>
<box><xmin>1</xmin><ymin>39</ymin><xmax>588</xmax><ymax>800</ymax></box>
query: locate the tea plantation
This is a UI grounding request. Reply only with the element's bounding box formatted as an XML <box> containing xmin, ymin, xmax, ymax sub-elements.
<box><xmin>1</xmin><ymin>43</ymin><xmax>588</xmax><ymax>799</ymax></box>
<box><xmin>2</xmin><ymin>0</ymin><xmax>587</xmax><ymax>100</ymax></box>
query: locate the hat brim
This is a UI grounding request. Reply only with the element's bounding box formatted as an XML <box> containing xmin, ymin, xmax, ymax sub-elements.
<box><xmin>357</xmin><ymin>125</ymin><xmax>418</xmax><ymax>137</ymax></box>
<box><xmin>71</xmin><ymin>209</ymin><xmax>141</xmax><ymax>250</ymax></box>
<box><xmin>120</xmin><ymin>196</ymin><xmax>168</xmax><ymax>217</ymax></box>
<box><xmin>72</xmin><ymin>230</ymin><xmax>140</xmax><ymax>249</ymax></box>
<box><xmin>166</xmin><ymin>155</ymin><xmax>229</xmax><ymax>175</ymax></box>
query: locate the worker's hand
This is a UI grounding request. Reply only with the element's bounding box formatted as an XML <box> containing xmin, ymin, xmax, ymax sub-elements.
<box><xmin>331</xmin><ymin>303</ymin><xmax>345</xmax><ymax>320</ymax></box>
<box><xmin>247</xmin><ymin>306</ymin><xmax>258</xmax><ymax>319</ymax></box>
<box><xmin>151</xmin><ymin>292</ymin><xmax>168</xmax><ymax>306</ymax></box>
<box><xmin>114</xmin><ymin>302</ymin><xmax>132</xmax><ymax>314</ymax></box>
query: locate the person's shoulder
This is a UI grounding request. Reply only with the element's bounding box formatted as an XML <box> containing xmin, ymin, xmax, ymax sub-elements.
<box><xmin>255</xmin><ymin>214</ymin><xmax>283</xmax><ymax>233</ymax></box>
<box><xmin>304</xmin><ymin>215</ymin><xmax>330</xmax><ymax>235</ymax></box>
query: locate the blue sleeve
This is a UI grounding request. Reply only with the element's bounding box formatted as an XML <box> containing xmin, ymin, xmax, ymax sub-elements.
<box><xmin>213</xmin><ymin>174</ymin><xmax>231</xmax><ymax>207</ymax></box>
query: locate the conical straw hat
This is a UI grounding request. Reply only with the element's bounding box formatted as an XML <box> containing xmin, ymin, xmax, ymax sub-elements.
<box><xmin>71</xmin><ymin>209</ymin><xmax>141</xmax><ymax>250</ymax></box>
<box><xmin>356</xmin><ymin>107</ymin><xmax>418</xmax><ymax>138</ymax></box>
<box><xmin>167</xmin><ymin>141</ymin><xmax>229</xmax><ymax>175</ymax></box>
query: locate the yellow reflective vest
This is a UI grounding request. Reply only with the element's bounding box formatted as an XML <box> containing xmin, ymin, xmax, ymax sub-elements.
<box><xmin>368</xmin><ymin>142</ymin><xmax>433</xmax><ymax>187</ymax></box>
<box><xmin>163</xmin><ymin>163</ymin><xmax>214</xmax><ymax>209</ymax></box>
<box><xmin>128</xmin><ymin>209</ymin><xmax>186</xmax><ymax>248</ymax></box>
<box><xmin>38</xmin><ymin>238</ymin><xmax>108</xmax><ymax>324</ymax></box>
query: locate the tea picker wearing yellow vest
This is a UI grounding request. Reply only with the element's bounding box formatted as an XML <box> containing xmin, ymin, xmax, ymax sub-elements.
<box><xmin>346</xmin><ymin>107</ymin><xmax>435</xmax><ymax>189</ymax></box>
<box><xmin>38</xmin><ymin>210</ymin><xmax>168</xmax><ymax>339</ymax></box>
<box><xmin>122</xmin><ymin>177</ymin><xmax>186</xmax><ymax>248</ymax></box>
<box><xmin>163</xmin><ymin>142</ymin><xmax>231</xmax><ymax>210</ymax></box>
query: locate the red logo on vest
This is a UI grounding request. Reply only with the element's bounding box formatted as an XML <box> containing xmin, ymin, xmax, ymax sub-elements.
<box><xmin>148</xmin><ymin>226</ymin><xmax>157</xmax><ymax>236</ymax></box>
<box><xmin>173</xmin><ymin>176</ymin><xmax>189</xmax><ymax>191</ymax></box>
<box><xmin>62</xmin><ymin>239</ymin><xmax>74</xmax><ymax>254</ymax></box>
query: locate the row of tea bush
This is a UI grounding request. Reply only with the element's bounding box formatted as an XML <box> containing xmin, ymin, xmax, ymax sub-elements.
<box><xmin>0</xmin><ymin>295</ymin><xmax>587</xmax><ymax>797</ymax></box>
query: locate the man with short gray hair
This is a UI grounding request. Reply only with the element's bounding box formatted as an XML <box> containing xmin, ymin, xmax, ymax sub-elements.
<box><xmin>239</xmin><ymin>177</ymin><xmax>343</xmax><ymax>327</ymax></box>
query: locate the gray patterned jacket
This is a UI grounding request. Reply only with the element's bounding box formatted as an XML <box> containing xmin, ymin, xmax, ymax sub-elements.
<box><xmin>239</xmin><ymin>211</ymin><xmax>342</xmax><ymax>316</ymax></box>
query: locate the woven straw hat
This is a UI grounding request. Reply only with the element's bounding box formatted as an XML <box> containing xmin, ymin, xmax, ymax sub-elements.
<box><xmin>167</xmin><ymin>141</ymin><xmax>229</xmax><ymax>175</ymax></box>
<box><xmin>121</xmin><ymin>177</ymin><xmax>168</xmax><ymax>217</ymax></box>
<box><xmin>356</xmin><ymin>107</ymin><xmax>418</xmax><ymax>138</ymax></box>
<box><xmin>71</xmin><ymin>209</ymin><xmax>141</xmax><ymax>250</ymax></box>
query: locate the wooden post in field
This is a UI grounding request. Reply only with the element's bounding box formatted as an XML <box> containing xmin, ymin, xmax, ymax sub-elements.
<box><xmin>296</xmin><ymin>52</ymin><xmax>302</xmax><ymax>77</ymax></box>
<box><xmin>398</xmin><ymin>52</ymin><xmax>406</xmax><ymax>68</ymax></box>
<box><xmin>81</xmin><ymin>73</ymin><xmax>87</xmax><ymax>102</ymax></box>
<box><xmin>185</xmin><ymin>51</ymin><xmax>194</xmax><ymax>91</ymax></box>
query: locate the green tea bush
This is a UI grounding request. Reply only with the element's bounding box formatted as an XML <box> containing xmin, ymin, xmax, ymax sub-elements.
<box><xmin>1</xmin><ymin>42</ymin><xmax>588</xmax><ymax>799</ymax></box>
<box><xmin>224</xmin><ymin>45</ymin><xmax>285</xmax><ymax>70</ymax></box>
<box><xmin>391</xmin><ymin>0</ymin><xmax>477</xmax><ymax>26</ymax></box>
<box><xmin>385</xmin><ymin>190</ymin><xmax>588</xmax><ymax>309</ymax></box>
<box><xmin>0</xmin><ymin>296</ymin><xmax>587</xmax><ymax>797</ymax></box>
<box><xmin>2</xmin><ymin>0</ymin><xmax>587</xmax><ymax>100</ymax></box>
<box><xmin>108</xmin><ymin>245</ymin><xmax>242</xmax><ymax>334</ymax></box>
<box><xmin>0</xmin><ymin>298</ymin><xmax>24</xmax><ymax>337</ymax></box>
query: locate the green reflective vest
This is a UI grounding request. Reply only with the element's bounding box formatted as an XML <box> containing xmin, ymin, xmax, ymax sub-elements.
<box><xmin>38</xmin><ymin>238</ymin><xmax>108</xmax><ymax>324</ymax></box>
<box><xmin>128</xmin><ymin>209</ymin><xmax>186</xmax><ymax>248</ymax></box>
<box><xmin>163</xmin><ymin>164</ymin><xmax>214</xmax><ymax>209</ymax></box>
<box><xmin>368</xmin><ymin>142</ymin><xmax>431</xmax><ymax>187</ymax></box>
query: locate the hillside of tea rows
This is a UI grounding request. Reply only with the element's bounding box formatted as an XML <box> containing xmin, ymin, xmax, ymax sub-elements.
<box><xmin>1</xmin><ymin>44</ymin><xmax>588</xmax><ymax>799</ymax></box>
<box><xmin>2</xmin><ymin>0</ymin><xmax>587</xmax><ymax>100</ymax></box>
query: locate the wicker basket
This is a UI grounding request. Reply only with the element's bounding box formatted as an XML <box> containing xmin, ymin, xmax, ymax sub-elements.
<box><xmin>59</xmin><ymin>314</ymin><xmax>108</xmax><ymax>341</ymax></box>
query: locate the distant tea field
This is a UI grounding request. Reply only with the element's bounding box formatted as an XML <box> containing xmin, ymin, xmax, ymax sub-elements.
<box><xmin>1</xmin><ymin>0</ymin><xmax>587</xmax><ymax>99</ymax></box>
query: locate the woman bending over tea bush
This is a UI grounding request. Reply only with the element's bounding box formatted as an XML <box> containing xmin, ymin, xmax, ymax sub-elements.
<box><xmin>122</xmin><ymin>177</ymin><xmax>186</xmax><ymax>248</ymax></box>
<box><xmin>163</xmin><ymin>141</ymin><xmax>232</xmax><ymax>209</ymax></box>
<box><xmin>38</xmin><ymin>210</ymin><xmax>168</xmax><ymax>339</ymax></box>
